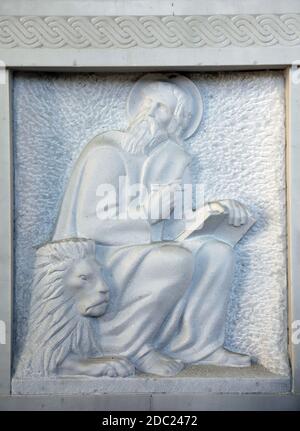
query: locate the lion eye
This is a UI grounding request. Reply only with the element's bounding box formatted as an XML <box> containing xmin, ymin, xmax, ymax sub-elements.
<box><xmin>79</xmin><ymin>274</ymin><xmax>88</xmax><ymax>281</ymax></box>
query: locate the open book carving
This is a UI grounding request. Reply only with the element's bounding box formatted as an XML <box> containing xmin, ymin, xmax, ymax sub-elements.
<box><xmin>163</xmin><ymin>202</ymin><xmax>256</xmax><ymax>247</ymax></box>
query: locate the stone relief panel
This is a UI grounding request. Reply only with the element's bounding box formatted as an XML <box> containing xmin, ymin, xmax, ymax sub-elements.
<box><xmin>13</xmin><ymin>71</ymin><xmax>288</xmax><ymax>378</ymax></box>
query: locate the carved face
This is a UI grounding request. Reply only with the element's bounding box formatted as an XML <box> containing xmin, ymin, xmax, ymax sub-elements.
<box><xmin>64</xmin><ymin>257</ymin><xmax>109</xmax><ymax>317</ymax></box>
<box><xmin>141</xmin><ymin>85</ymin><xmax>177</xmax><ymax>130</ymax></box>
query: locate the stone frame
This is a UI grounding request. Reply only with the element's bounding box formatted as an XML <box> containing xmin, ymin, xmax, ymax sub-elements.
<box><xmin>0</xmin><ymin>0</ymin><xmax>300</xmax><ymax>411</ymax></box>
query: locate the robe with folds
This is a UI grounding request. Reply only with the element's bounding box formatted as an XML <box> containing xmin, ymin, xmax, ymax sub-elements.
<box><xmin>53</xmin><ymin>131</ymin><xmax>233</xmax><ymax>363</ymax></box>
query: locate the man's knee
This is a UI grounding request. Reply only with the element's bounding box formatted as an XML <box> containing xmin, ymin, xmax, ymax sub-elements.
<box><xmin>148</xmin><ymin>245</ymin><xmax>194</xmax><ymax>283</ymax></box>
<box><xmin>163</xmin><ymin>245</ymin><xmax>194</xmax><ymax>278</ymax></box>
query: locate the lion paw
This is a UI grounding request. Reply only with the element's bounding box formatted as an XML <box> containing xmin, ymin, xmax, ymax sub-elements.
<box><xmin>103</xmin><ymin>357</ymin><xmax>135</xmax><ymax>377</ymax></box>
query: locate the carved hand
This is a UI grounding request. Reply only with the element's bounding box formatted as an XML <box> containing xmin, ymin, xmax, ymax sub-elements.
<box><xmin>212</xmin><ymin>199</ymin><xmax>248</xmax><ymax>227</ymax></box>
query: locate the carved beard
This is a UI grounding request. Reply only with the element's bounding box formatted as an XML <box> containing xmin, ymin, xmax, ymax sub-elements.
<box><xmin>122</xmin><ymin>113</ymin><xmax>168</xmax><ymax>154</ymax></box>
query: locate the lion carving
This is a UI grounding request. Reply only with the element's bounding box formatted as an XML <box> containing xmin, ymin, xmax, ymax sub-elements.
<box><xmin>19</xmin><ymin>239</ymin><xmax>135</xmax><ymax>378</ymax></box>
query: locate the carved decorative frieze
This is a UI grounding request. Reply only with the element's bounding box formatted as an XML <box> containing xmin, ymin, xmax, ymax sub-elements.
<box><xmin>0</xmin><ymin>15</ymin><xmax>300</xmax><ymax>49</ymax></box>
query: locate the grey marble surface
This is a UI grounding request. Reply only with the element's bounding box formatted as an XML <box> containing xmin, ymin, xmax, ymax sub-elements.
<box><xmin>12</xmin><ymin>365</ymin><xmax>290</xmax><ymax>395</ymax></box>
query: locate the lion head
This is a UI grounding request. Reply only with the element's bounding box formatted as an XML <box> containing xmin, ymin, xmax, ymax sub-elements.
<box><xmin>19</xmin><ymin>238</ymin><xmax>109</xmax><ymax>377</ymax></box>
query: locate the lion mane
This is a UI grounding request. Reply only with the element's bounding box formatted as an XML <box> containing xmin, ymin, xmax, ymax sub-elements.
<box><xmin>19</xmin><ymin>239</ymin><xmax>103</xmax><ymax>377</ymax></box>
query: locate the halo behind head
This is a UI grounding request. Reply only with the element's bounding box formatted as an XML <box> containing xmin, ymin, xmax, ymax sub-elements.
<box><xmin>127</xmin><ymin>73</ymin><xmax>203</xmax><ymax>140</ymax></box>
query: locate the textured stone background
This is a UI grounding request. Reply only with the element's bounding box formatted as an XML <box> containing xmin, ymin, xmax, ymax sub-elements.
<box><xmin>13</xmin><ymin>71</ymin><xmax>288</xmax><ymax>375</ymax></box>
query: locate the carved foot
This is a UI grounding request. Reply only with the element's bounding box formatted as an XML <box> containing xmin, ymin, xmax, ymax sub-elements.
<box><xmin>197</xmin><ymin>347</ymin><xmax>251</xmax><ymax>367</ymax></box>
<box><xmin>135</xmin><ymin>350</ymin><xmax>184</xmax><ymax>376</ymax></box>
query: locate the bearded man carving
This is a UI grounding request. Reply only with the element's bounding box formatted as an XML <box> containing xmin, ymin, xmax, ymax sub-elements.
<box><xmin>52</xmin><ymin>73</ymin><xmax>252</xmax><ymax>376</ymax></box>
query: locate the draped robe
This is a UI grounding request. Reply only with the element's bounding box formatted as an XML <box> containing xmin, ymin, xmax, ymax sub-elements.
<box><xmin>53</xmin><ymin>131</ymin><xmax>234</xmax><ymax>363</ymax></box>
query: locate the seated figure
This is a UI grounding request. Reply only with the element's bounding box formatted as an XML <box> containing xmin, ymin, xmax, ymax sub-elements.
<box><xmin>46</xmin><ymin>73</ymin><xmax>254</xmax><ymax>377</ymax></box>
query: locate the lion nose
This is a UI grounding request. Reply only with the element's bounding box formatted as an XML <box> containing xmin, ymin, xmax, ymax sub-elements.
<box><xmin>96</xmin><ymin>280</ymin><xmax>109</xmax><ymax>295</ymax></box>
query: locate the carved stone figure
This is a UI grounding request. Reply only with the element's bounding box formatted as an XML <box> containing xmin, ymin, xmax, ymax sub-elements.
<box><xmin>25</xmin><ymin>73</ymin><xmax>256</xmax><ymax>378</ymax></box>
<box><xmin>21</xmin><ymin>239</ymin><xmax>135</xmax><ymax>377</ymax></box>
